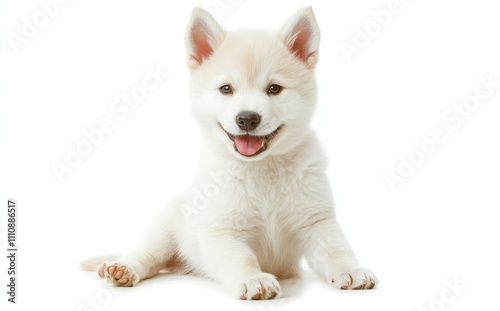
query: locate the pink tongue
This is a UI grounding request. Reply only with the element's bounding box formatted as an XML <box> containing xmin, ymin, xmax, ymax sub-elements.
<box><xmin>234</xmin><ymin>135</ymin><xmax>265</xmax><ymax>156</ymax></box>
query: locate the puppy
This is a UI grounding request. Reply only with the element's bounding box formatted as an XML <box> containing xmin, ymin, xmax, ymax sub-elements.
<box><xmin>82</xmin><ymin>6</ymin><xmax>378</xmax><ymax>300</ymax></box>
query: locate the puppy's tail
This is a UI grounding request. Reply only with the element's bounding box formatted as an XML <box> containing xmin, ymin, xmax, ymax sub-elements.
<box><xmin>80</xmin><ymin>255</ymin><xmax>120</xmax><ymax>272</ymax></box>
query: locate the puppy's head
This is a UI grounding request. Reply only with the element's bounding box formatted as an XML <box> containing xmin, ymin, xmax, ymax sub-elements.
<box><xmin>185</xmin><ymin>7</ymin><xmax>320</xmax><ymax>161</ymax></box>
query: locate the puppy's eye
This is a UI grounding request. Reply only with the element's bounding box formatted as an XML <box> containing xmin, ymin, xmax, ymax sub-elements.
<box><xmin>219</xmin><ymin>85</ymin><xmax>233</xmax><ymax>95</ymax></box>
<box><xmin>268</xmin><ymin>84</ymin><xmax>282</xmax><ymax>95</ymax></box>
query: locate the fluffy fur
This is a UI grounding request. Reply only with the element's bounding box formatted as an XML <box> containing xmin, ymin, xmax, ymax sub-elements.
<box><xmin>82</xmin><ymin>7</ymin><xmax>377</xmax><ymax>300</ymax></box>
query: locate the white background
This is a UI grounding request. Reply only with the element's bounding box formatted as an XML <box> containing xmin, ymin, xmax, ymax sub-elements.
<box><xmin>1</xmin><ymin>0</ymin><xmax>499</xmax><ymax>310</ymax></box>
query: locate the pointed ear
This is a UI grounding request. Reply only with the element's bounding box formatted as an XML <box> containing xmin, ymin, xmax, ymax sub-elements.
<box><xmin>185</xmin><ymin>7</ymin><xmax>226</xmax><ymax>70</ymax></box>
<box><xmin>279</xmin><ymin>7</ymin><xmax>321</xmax><ymax>69</ymax></box>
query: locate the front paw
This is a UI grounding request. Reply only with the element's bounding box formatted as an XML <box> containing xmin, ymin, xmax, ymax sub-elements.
<box><xmin>329</xmin><ymin>266</ymin><xmax>377</xmax><ymax>290</ymax></box>
<box><xmin>239</xmin><ymin>273</ymin><xmax>282</xmax><ymax>300</ymax></box>
<box><xmin>97</xmin><ymin>262</ymin><xmax>140</xmax><ymax>287</ymax></box>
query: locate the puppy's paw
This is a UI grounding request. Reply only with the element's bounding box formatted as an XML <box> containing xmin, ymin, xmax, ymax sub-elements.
<box><xmin>239</xmin><ymin>273</ymin><xmax>281</xmax><ymax>300</ymax></box>
<box><xmin>97</xmin><ymin>262</ymin><xmax>139</xmax><ymax>287</ymax></box>
<box><xmin>329</xmin><ymin>266</ymin><xmax>377</xmax><ymax>290</ymax></box>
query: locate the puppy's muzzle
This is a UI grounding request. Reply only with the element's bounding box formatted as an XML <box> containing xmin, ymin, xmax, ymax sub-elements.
<box><xmin>236</xmin><ymin>111</ymin><xmax>261</xmax><ymax>132</ymax></box>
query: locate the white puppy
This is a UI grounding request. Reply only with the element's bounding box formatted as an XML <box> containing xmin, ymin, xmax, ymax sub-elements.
<box><xmin>82</xmin><ymin>7</ymin><xmax>377</xmax><ymax>300</ymax></box>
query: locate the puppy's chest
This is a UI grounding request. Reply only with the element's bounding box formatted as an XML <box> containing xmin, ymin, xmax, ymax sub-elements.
<box><xmin>233</xmin><ymin>167</ymin><xmax>309</xmax><ymax>213</ymax></box>
<box><xmin>216</xmin><ymin>157</ymin><xmax>327</xmax><ymax>232</ymax></box>
<box><xmin>229</xmin><ymin>170</ymin><xmax>313</xmax><ymax>247</ymax></box>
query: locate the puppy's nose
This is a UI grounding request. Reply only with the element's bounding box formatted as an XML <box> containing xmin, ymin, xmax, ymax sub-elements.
<box><xmin>236</xmin><ymin>111</ymin><xmax>261</xmax><ymax>131</ymax></box>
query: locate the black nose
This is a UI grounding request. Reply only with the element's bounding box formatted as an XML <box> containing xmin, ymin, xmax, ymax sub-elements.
<box><xmin>236</xmin><ymin>111</ymin><xmax>261</xmax><ymax>131</ymax></box>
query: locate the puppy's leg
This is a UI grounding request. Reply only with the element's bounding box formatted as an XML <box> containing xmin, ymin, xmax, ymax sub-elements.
<box><xmin>198</xmin><ymin>234</ymin><xmax>281</xmax><ymax>300</ymax></box>
<box><xmin>305</xmin><ymin>218</ymin><xmax>378</xmax><ymax>290</ymax></box>
<box><xmin>97</xmin><ymin>203</ymin><xmax>181</xmax><ymax>287</ymax></box>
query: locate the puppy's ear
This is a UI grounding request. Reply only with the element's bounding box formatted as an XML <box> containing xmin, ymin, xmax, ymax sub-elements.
<box><xmin>185</xmin><ymin>7</ymin><xmax>226</xmax><ymax>70</ymax></box>
<box><xmin>279</xmin><ymin>7</ymin><xmax>321</xmax><ymax>69</ymax></box>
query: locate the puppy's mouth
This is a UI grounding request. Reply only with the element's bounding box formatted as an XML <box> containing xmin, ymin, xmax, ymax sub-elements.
<box><xmin>218</xmin><ymin>123</ymin><xmax>282</xmax><ymax>157</ymax></box>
